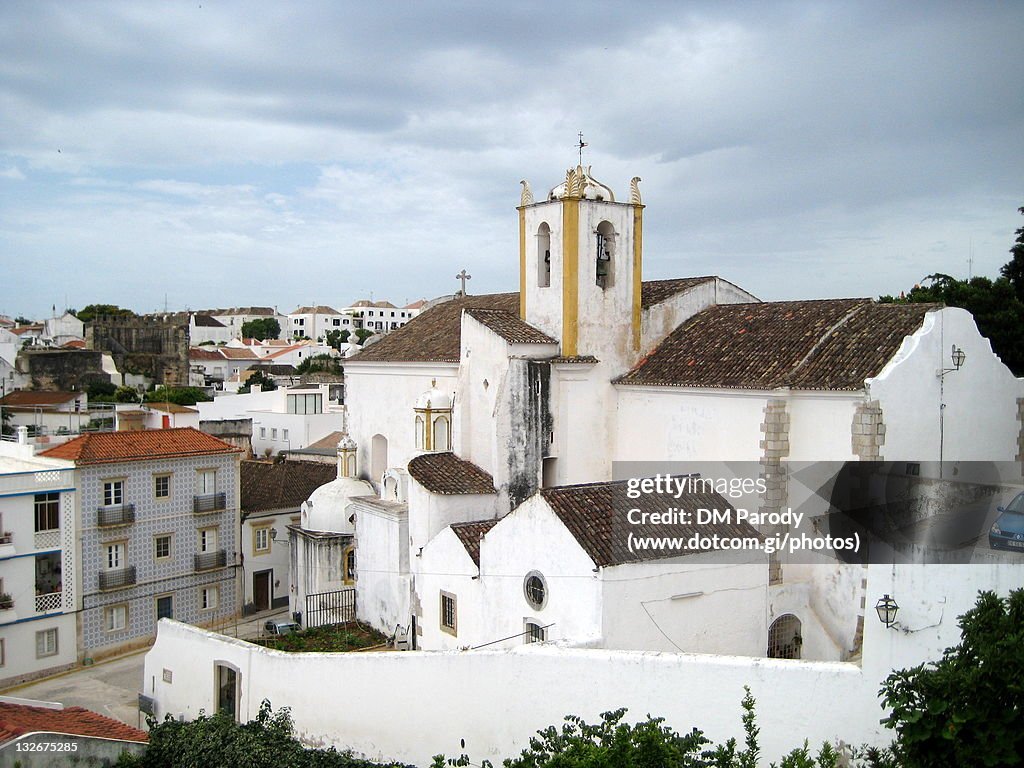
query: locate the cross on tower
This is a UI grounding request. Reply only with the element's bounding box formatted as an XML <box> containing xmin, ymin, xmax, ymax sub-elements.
<box><xmin>578</xmin><ymin>131</ymin><xmax>588</xmax><ymax>165</ymax></box>
<box><xmin>455</xmin><ymin>269</ymin><xmax>472</xmax><ymax>294</ymax></box>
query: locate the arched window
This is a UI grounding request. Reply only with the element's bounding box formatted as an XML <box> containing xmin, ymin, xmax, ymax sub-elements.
<box><xmin>415</xmin><ymin>416</ymin><xmax>424</xmax><ymax>450</ymax></box>
<box><xmin>370</xmin><ymin>434</ymin><xmax>388</xmax><ymax>484</ymax></box>
<box><xmin>343</xmin><ymin>546</ymin><xmax>356</xmax><ymax>584</ymax></box>
<box><xmin>595</xmin><ymin>221</ymin><xmax>615</xmax><ymax>289</ymax></box>
<box><xmin>767</xmin><ymin>614</ymin><xmax>803</xmax><ymax>659</ymax></box>
<box><xmin>537</xmin><ymin>223</ymin><xmax>551</xmax><ymax>288</ymax></box>
<box><xmin>432</xmin><ymin>415</ymin><xmax>450</xmax><ymax>452</ymax></box>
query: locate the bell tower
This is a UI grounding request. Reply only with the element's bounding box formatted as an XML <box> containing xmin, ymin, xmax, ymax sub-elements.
<box><xmin>518</xmin><ymin>168</ymin><xmax>644</xmax><ymax>365</ymax></box>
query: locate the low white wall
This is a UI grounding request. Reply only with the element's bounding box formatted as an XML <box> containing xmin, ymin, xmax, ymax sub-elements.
<box><xmin>145</xmin><ymin>621</ymin><xmax>869</xmax><ymax>767</ymax></box>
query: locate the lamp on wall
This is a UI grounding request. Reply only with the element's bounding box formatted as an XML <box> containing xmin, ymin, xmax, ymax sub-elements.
<box><xmin>875</xmin><ymin>594</ymin><xmax>899</xmax><ymax>628</ymax></box>
<box><xmin>937</xmin><ymin>344</ymin><xmax>966</xmax><ymax>378</ymax></box>
<box><xmin>269</xmin><ymin>527</ymin><xmax>288</xmax><ymax>545</ymax></box>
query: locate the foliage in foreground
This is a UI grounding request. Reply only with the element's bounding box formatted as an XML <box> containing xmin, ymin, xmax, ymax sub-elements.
<box><xmin>118</xmin><ymin>699</ymin><xmax>412</xmax><ymax>768</ymax></box>
<box><xmin>432</xmin><ymin>688</ymin><xmax>893</xmax><ymax>768</ymax></box>
<box><xmin>261</xmin><ymin>621</ymin><xmax>388</xmax><ymax>653</ymax></box>
<box><xmin>880</xmin><ymin>589</ymin><xmax>1024</xmax><ymax>767</ymax></box>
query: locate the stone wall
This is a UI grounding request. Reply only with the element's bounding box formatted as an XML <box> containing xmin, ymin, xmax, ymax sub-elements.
<box><xmin>759</xmin><ymin>398</ymin><xmax>789</xmax><ymax>584</ymax></box>
<box><xmin>851</xmin><ymin>400</ymin><xmax>885</xmax><ymax>460</ymax></box>
<box><xmin>16</xmin><ymin>348</ymin><xmax>109</xmax><ymax>392</ymax></box>
<box><xmin>86</xmin><ymin>315</ymin><xmax>189</xmax><ymax>386</ymax></box>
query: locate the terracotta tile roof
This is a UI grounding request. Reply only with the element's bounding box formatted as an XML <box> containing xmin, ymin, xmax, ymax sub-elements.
<box><xmin>404</xmin><ymin>299</ymin><xmax>428</xmax><ymax>309</ymax></box>
<box><xmin>541</xmin><ymin>479</ymin><xmax>761</xmax><ymax>567</ymax></box>
<box><xmin>263</xmin><ymin>344</ymin><xmax>310</xmax><ymax>360</ymax></box>
<box><xmin>617</xmin><ymin>299</ymin><xmax>939</xmax><ymax>391</ymax></box>
<box><xmin>551</xmin><ymin>355</ymin><xmax>599</xmax><ymax>364</ymax></box>
<box><xmin>0</xmin><ymin>701</ymin><xmax>148</xmax><ymax>744</ymax></box>
<box><xmin>250</xmin><ymin>363</ymin><xmax>298</xmax><ymax>375</ymax></box>
<box><xmin>347</xmin><ymin>293</ymin><xmax>519</xmax><ymax>363</ymax></box>
<box><xmin>0</xmin><ymin>391</ymin><xmax>79</xmax><ymax>406</ymax></box>
<box><xmin>39</xmin><ymin>427</ymin><xmax>240</xmax><ymax>465</ymax></box>
<box><xmin>450</xmin><ymin>519</ymin><xmax>498</xmax><ymax>566</ymax></box>
<box><xmin>304</xmin><ymin>431</ymin><xmax>343</xmax><ymax>450</ymax></box>
<box><xmin>219</xmin><ymin>347</ymin><xmax>260</xmax><ymax>360</ymax></box>
<box><xmin>373</xmin><ymin>300</ymin><xmax>397</xmax><ymax>309</ymax></box>
<box><xmin>241</xmin><ymin>460</ymin><xmax>336</xmax><ymax>513</ymax></box>
<box><xmin>192</xmin><ymin>314</ymin><xmax>226</xmax><ymax>328</ymax></box>
<box><xmin>189</xmin><ymin>347</ymin><xmax>223</xmax><ymax>360</ymax></box>
<box><xmin>408</xmin><ymin>452</ymin><xmax>497</xmax><ymax>495</ymax></box>
<box><xmin>640</xmin><ymin>277</ymin><xmax>717</xmax><ymax>309</ymax></box>
<box><xmin>347</xmin><ymin>279</ymin><xmax>723</xmax><ymax>364</ymax></box>
<box><xmin>290</xmin><ymin>306</ymin><xmax>341</xmax><ymax>315</ymax></box>
<box><xmin>213</xmin><ymin>307</ymin><xmax>276</xmax><ymax>316</ymax></box>
<box><xmin>61</xmin><ymin>339</ymin><xmax>86</xmax><ymax>349</ymax></box>
<box><xmin>464</xmin><ymin>308</ymin><xmax>557</xmax><ymax>345</ymax></box>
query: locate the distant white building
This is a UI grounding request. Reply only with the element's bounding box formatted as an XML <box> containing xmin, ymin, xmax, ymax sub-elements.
<box><xmin>210</xmin><ymin>307</ymin><xmax>288</xmax><ymax>341</ymax></box>
<box><xmin>287</xmin><ymin>306</ymin><xmax>348</xmax><ymax>342</ymax></box>
<box><xmin>342</xmin><ymin>300</ymin><xmax>424</xmax><ymax>335</ymax></box>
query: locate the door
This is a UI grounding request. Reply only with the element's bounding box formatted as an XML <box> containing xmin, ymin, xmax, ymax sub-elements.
<box><xmin>253</xmin><ymin>570</ymin><xmax>272</xmax><ymax>612</ymax></box>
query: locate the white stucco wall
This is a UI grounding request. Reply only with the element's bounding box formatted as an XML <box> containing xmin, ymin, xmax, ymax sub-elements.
<box><xmin>416</xmin><ymin>527</ymin><xmax>481</xmax><ymax>650</ymax></box>
<box><xmin>407</xmin><ymin>482</ymin><xmax>496</xmax><ymax>557</ymax></box>
<box><xmin>144</xmin><ymin>556</ymin><xmax>1023</xmax><ymax>767</ymax></box>
<box><xmin>352</xmin><ymin>498</ymin><xmax>410</xmax><ymax>637</ymax></box>
<box><xmin>868</xmin><ymin>307</ymin><xmax>1024</xmax><ymax>462</ymax></box>
<box><xmin>344</xmin><ymin>362</ymin><xmax>457</xmax><ymax>482</ymax></box>
<box><xmin>477</xmin><ymin>495</ymin><xmax>602</xmax><ymax>648</ymax></box>
<box><xmin>601</xmin><ymin>558</ymin><xmax>768</xmax><ymax>655</ymax></box>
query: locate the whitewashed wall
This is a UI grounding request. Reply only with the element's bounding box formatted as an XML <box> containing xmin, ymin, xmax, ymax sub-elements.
<box><xmin>353</xmin><ymin>498</ymin><xmax>410</xmax><ymax>637</ymax></box>
<box><xmin>868</xmin><ymin>307</ymin><xmax>1024</xmax><ymax>462</ymax></box>
<box><xmin>145</xmin><ymin>557</ymin><xmax>1023</xmax><ymax>767</ymax></box>
<box><xmin>416</xmin><ymin>527</ymin><xmax>481</xmax><ymax>651</ymax></box>
<box><xmin>344</xmin><ymin>362</ymin><xmax>457</xmax><ymax>481</ymax></box>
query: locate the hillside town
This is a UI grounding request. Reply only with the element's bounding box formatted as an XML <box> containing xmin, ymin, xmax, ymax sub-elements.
<box><xmin>1</xmin><ymin>163</ymin><xmax>1022</xmax><ymax>765</ymax></box>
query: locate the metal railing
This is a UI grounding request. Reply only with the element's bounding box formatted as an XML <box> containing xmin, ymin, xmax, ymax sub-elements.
<box><xmin>97</xmin><ymin>504</ymin><xmax>136</xmax><ymax>527</ymax></box>
<box><xmin>99</xmin><ymin>566</ymin><xmax>137</xmax><ymax>590</ymax></box>
<box><xmin>193</xmin><ymin>493</ymin><xmax>226</xmax><ymax>514</ymax></box>
<box><xmin>194</xmin><ymin>550</ymin><xmax>227</xmax><ymax>571</ymax></box>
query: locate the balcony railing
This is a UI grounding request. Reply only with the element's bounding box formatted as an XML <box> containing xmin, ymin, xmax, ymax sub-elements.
<box><xmin>193</xmin><ymin>492</ymin><xmax>226</xmax><ymax>514</ymax></box>
<box><xmin>99</xmin><ymin>566</ymin><xmax>137</xmax><ymax>591</ymax></box>
<box><xmin>34</xmin><ymin>591</ymin><xmax>61</xmax><ymax>613</ymax></box>
<box><xmin>194</xmin><ymin>550</ymin><xmax>227</xmax><ymax>571</ymax></box>
<box><xmin>97</xmin><ymin>504</ymin><xmax>136</xmax><ymax>527</ymax></box>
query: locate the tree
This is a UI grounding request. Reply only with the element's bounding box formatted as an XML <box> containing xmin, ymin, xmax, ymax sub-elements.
<box><xmin>326</xmin><ymin>329</ymin><xmax>350</xmax><ymax>350</ymax></box>
<box><xmin>119</xmin><ymin>699</ymin><xmax>410</xmax><ymax>768</ymax></box>
<box><xmin>87</xmin><ymin>380</ymin><xmax>118</xmax><ymax>402</ymax></box>
<box><xmin>296</xmin><ymin>353</ymin><xmax>342</xmax><ymax>376</ymax></box>
<box><xmin>880</xmin><ymin>589</ymin><xmax>1024</xmax><ymax>767</ymax></box>
<box><xmin>241</xmin><ymin>318</ymin><xmax>281</xmax><ymax>341</ymax></box>
<box><xmin>74</xmin><ymin>304</ymin><xmax>136</xmax><ymax>323</ymax></box>
<box><xmin>144</xmin><ymin>387</ymin><xmax>213</xmax><ymax>406</ymax></box>
<box><xmin>880</xmin><ymin>207</ymin><xmax>1024</xmax><ymax>376</ymax></box>
<box><xmin>1000</xmin><ymin>206</ymin><xmax>1024</xmax><ymax>300</ymax></box>
<box><xmin>354</xmin><ymin>328</ymin><xmax>374</xmax><ymax>345</ymax></box>
<box><xmin>240</xmin><ymin>369</ymin><xmax>277</xmax><ymax>393</ymax></box>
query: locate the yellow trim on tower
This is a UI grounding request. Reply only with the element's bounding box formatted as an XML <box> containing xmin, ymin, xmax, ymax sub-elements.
<box><xmin>631</xmin><ymin>203</ymin><xmax>644</xmax><ymax>351</ymax></box>
<box><xmin>561</xmin><ymin>197</ymin><xmax>580</xmax><ymax>356</ymax></box>
<box><xmin>518</xmin><ymin>207</ymin><xmax>527</xmax><ymax>319</ymax></box>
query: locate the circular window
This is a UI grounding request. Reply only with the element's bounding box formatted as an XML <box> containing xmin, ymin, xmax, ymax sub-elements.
<box><xmin>523</xmin><ymin>571</ymin><xmax>547</xmax><ymax>610</ymax></box>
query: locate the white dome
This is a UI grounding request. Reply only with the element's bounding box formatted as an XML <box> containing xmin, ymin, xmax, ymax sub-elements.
<box><xmin>414</xmin><ymin>384</ymin><xmax>452</xmax><ymax>411</ymax></box>
<box><xmin>337</xmin><ymin>433</ymin><xmax>357</xmax><ymax>452</ymax></box>
<box><xmin>548</xmin><ymin>165</ymin><xmax>615</xmax><ymax>202</ymax></box>
<box><xmin>302</xmin><ymin>476</ymin><xmax>374</xmax><ymax>533</ymax></box>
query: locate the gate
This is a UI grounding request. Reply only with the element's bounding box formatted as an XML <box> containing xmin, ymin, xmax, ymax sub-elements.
<box><xmin>304</xmin><ymin>587</ymin><xmax>356</xmax><ymax>628</ymax></box>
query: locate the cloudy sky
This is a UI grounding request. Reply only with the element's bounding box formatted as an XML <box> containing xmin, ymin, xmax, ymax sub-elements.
<box><xmin>1</xmin><ymin>1</ymin><xmax>1022</xmax><ymax>319</ymax></box>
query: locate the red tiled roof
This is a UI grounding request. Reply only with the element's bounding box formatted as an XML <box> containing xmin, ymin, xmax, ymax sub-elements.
<box><xmin>145</xmin><ymin>402</ymin><xmax>198</xmax><ymax>414</ymax></box>
<box><xmin>61</xmin><ymin>339</ymin><xmax>86</xmax><ymax>349</ymax></box>
<box><xmin>0</xmin><ymin>391</ymin><xmax>79</xmax><ymax>407</ymax></box>
<box><xmin>616</xmin><ymin>299</ymin><xmax>940</xmax><ymax>391</ymax></box>
<box><xmin>290</xmin><ymin>306</ymin><xmax>341</xmax><ymax>315</ymax></box>
<box><xmin>450</xmin><ymin>519</ymin><xmax>498</xmax><ymax>566</ymax></box>
<box><xmin>219</xmin><ymin>347</ymin><xmax>260</xmax><ymax>360</ymax></box>
<box><xmin>640</xmin><ymin>277</ymin><xmax>717</xmax><ymax>309</ymax></box>
<box><xmin>0</xmin><ymin>701</ymin><xmax>148</xmax><ymax>745</ymax></box>
<box><xmin>241</xmin><ymin>460</ymin><xmax>336</xmax><ymax>513</ymax></box>
<box><xmin>541</xmin><ymin>479</ymin><xmax>761</xmax><ymax>567</ymax></box>
<box><xmin>39</xmin><ymin>427</ymin><xmax>240</xmax><ymax>465</ymax></box>
<box><xmin>464</xmin><ymin>308</ymin><xmax>557</xmax><ymax>345</ymax></box>
<box><xmin>408</xmin><ymin>452</ymin><xmax>497</xmax><ymax>495</ymax></box>
<box><xmin>189</xmin><ymin>347</ymin><xmax>223</xmax><ymax>360</ymax></box>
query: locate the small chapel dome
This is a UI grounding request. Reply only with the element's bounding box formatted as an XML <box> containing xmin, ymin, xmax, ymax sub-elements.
<box><xmin>338</xmin><ymin>433</ymin><xmax>357</xmax><ymax>452</ymax></box>
<box><xmin>303</xmin><ymin>475</ymin><xmax>374</xmax><ymax>533</ymax></box>
<box><xmin>414</xmin><ymin>382</ymin><xmax>452</xmax><ymax>411</ymax></box>
<box><xmin>548</xmin><ymin>165</ymin><xmax>616</xmax><ymax>202</ymax></box>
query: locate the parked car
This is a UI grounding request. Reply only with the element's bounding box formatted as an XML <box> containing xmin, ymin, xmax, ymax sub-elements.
<box><xmin>264</xmin><ymin>619</ymin><xmax>300</xmax><ymax>636</ymax></box>
<box><xmin>989</xmin><ymin>492</ymin><xmax>1024</xmax><ymax>551</ymax></box>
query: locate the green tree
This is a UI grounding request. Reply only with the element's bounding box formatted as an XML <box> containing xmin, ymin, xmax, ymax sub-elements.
<box><xmin>296</xmin><ymin>353</ymin><xmax>342</xmax><ymax>376</ymax></box>
<box><xmin>880</xmin><ymin>589</ymin><xmax>1024</xmax><ymax>767</ymax></box>
<box><xmin>144</xmin><ymin>387</ymin><xmax>213</xmax><ymax>406</ymax></box>
<box><xmin>1000</xmin><ymin>206</ymin><xmax>1024</xmax><ymax>300</ymax></box>
<box><xmin>74</xmin><ymin>304</ymin><xmax>136</xmax><ymax>323</ymax></box>
<box><xmin>87</xmin><ymin>380</ymin><xmax>118</xmax><ymax>402</ymax></box>
<box><xmin>354</xmin><ymin>328</ymin><xmax>374</xmax><ymax>345</ymax></box>
<box><xmin>120</xmin><ymin>699</ymin><xmax>409</xmax><ymax>768</ymax></box>
<box><xmin>240</xmin><ymin>369</ymin><xmax>277</xmax><ymax>393</ymax></box>
<box><xmin>326</xmin><ymin>329</ymin><xmax>350</xmax><ymax>350</ymax></box>
<box><xmin>241</xmin><ymin>318</ymin><xmax>281</xmax><ymax>341</ymax></box>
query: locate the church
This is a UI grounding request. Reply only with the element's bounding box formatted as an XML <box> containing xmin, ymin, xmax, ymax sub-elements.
<box><xmin>325</xmin><ymin>163</ymin><xmax>1024</xmax><ymax>658</ymax></box>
